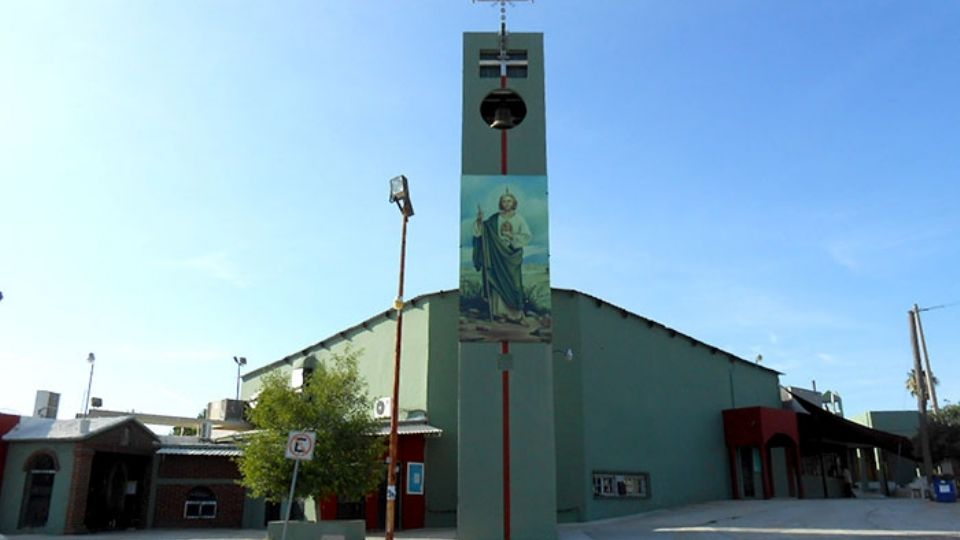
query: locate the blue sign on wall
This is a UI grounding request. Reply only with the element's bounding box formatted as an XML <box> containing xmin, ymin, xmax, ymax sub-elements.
<box><xmin>407</xmin><ymin>462</ymin><xmax>424</xmax><ymax>495</ymax></box>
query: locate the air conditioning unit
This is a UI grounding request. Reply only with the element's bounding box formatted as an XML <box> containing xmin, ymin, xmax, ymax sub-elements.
<box><xmin>207</xmin><ymin>399</ymin><xmax>245</xmax><ymax>422</ymax></box>
<box><xmin>374</xmin><ymin>397</ymin><xmax>392</xmax><ymax>419</ymax></box>
<box><xmin>34</xmin><ymin>390</ymin><xmax>60</xmax><ymax>419</ymax></box>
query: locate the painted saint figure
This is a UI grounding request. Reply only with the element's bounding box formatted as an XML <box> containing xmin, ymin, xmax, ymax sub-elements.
<box><xmin>473</xmin><ymin>189</ymin><xmax>531</xmax><ymax>322</ymax></box>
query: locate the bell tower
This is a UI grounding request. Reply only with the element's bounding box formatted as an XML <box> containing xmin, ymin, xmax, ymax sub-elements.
<box><xmin>458</xmin><ymin>3</ymin><xmax>556</xmax><ymax>539</ymax></box>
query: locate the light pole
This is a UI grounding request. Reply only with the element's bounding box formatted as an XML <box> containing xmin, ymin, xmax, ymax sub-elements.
<box><xmin>233</xmin><ymin>356</ymin><xmax>247</xmax><ymax>400</ymax></box>
<box><xmin>913</xmin><ymin>301</ymin><xmax>960</xmax><ymax>413</ymax></box>
<box><xmin>385</xmin><ymin>175</ymin><xmax>413</xmax><ymax>540</ymax></box>
<box><xmin>908</xmin><ymin>309</ymin><xmax>934</xmax><ymax>493</ymax></box>
<box><xmin>82</xmin><ymin>353</ymin><xmax>95</xmax><ymax>416</ymax></box>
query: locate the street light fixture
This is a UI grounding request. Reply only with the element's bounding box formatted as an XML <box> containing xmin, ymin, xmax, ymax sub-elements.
<box><xmin>385</xmin><ymin>175</ymin><xmax>413</xmax><ymax>540</ymax></box>
<box><xmin>233</xmin><ymin>356</ymin><xmax>247</xmax><ymax>401</ymax></box>
<box><xmin>82</xmin><ymin>353</ymin><xmax>96</xmax><ymax>416</ymax></box>
<box><xmin>389</xmin><ymin>174</ymin><xmax>414</xmax><ymax>217</ymax></box>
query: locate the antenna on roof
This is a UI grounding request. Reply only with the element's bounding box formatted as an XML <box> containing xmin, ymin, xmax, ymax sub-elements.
<box><xmin>474</xmin><ymin>0</ymin><xmax>533</xmax><ymax>76</ymax></box>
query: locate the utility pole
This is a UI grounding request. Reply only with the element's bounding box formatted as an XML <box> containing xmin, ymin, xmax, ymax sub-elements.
<box><xmin>914</xmin><ymin>304</ymin><xmax>940</xmax><ymax>414</ymax></box>
<box><xmin>909</xmin><ymin>308</ymin><xmax>934</xmax><ymax>491</ymax></box>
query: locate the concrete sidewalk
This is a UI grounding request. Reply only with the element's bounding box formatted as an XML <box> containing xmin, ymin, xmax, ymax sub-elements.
<box><xmin>4</xmin><ymin>499</ymin><xmax>960</xmax><ymax>540</ymax></box>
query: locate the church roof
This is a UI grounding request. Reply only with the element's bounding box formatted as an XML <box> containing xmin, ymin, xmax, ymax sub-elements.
<box><xmin>244</xmin><ymin>288</ymin><xmax>780</xmax><ymax>380</ymax></box>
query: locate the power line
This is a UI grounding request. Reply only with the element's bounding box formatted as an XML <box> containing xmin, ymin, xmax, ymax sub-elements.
<box><xmin>918</xmin><ymin>300</ymin><xmax>960</xmax><ymax>312</ymax></box>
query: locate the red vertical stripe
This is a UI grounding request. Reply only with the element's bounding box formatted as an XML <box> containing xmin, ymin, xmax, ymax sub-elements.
<box><xmin>501</xmin><ymin>340</ymin><xmax>510</xmax><ymax>540</ymax></box>
<box><xmin>500</xmin><ymin>69</ymin><xmax>510</xmax><ymax>540</ymax></box>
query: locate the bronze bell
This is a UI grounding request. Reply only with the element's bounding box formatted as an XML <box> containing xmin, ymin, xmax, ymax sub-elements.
<box><xmin>480</xmin><ymin>88</ymin><xmax>527</xmax><ymax>130</ymax></box>
<box><xmin>490</xmin><ymin>105</ymin><xmax>516</xmax><ymax>129</ymax></box>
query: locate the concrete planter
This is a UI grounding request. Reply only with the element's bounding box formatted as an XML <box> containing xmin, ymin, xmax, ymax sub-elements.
<box><xmin>266</xmin><ymin>520</ymin><xmax>366</xmax><ymax>540</ymax></box>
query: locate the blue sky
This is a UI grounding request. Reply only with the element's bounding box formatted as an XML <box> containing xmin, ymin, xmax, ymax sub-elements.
<box><xmin>1</xmin><ymin>1</ymin><xmax>958</xmax><ymax>421</ymax></box>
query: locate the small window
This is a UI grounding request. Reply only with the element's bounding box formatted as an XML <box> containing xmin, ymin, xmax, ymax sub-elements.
<box><xmin>479</xmin><ymin>49</ymin><xmax>528</xmax><ymax>78</ymax></box>
<box><xmin>184</xmin><ymin>487</ymin><xmax>217</xmax><ymax>519</ymax></box>
<box><xmin>592</xmin><ymin>471</ymin><xmax>650</xmax><ymax>499</ymax></box>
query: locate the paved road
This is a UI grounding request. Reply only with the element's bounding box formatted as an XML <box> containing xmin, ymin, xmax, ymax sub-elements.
<box><xmin>3</xmin><ymin>499</ymin><xmax>959</xmax><ymax>540</ymax></box>
<box><xmin>555</xmin><ymin>499</ymin><xmax>960</xmax><ymax>540</ymax></box>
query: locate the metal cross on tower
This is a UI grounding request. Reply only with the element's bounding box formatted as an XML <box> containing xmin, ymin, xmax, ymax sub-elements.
<box><xmin>474</xmin><ymin>0</ymin><xmax>533</xmax><ymax>75</ymax></box>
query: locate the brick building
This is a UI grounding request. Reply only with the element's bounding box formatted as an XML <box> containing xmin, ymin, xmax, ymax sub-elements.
<box><xmin>0</xmin><ymin>417</ymin><xmax>251</xmax><ymax>535</ymax></box>
<box><xmin>149</xmin><ymin>439</ymin><xmax>246</xmax><ymax>528</ymax></box>
<box><xmin>0</xmin><ymin>416</ymin><xmax>157</xmax><ymax>534</ymax></box>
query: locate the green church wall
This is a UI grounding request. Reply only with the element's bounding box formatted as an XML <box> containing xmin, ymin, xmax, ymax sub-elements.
<box><xmin>424</xmin><ymin>293</ymin><xmax>461</xmax><ymax>528</ymax></box>
<box><xmin>242</xmin><ymin>289</ymin><xmax>784</xmax><ymax>528</ymax></box>
<box><xmin>568</xmin><ymin>294</ymin><xmax>781</xmax><ymax>520</ymax></box>
<box><xmin>551</xmin><ymin>292</ymin><xmax>587</xmax><ymax>523</ymax></box>
<box><xmin>0</xmin><ymin>441</ymin><xmax>76</xmax><ymax>534</ymax></box>
<box><xmin>242</xmin><ymin>303</ymin><xmax>432</xmax><ymax>417</ymax></box>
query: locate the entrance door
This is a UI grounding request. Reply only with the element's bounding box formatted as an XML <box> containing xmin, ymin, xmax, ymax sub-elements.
<box><xmin>739</xmin><ymin>447</ymin><xmax>761</xmax><ymax>498</ymax></box>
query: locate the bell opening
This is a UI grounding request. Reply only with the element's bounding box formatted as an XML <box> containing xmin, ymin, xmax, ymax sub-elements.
<box><xmin>480</xmin><ymin>88</ymin><xmax>527</xmax><ymax>130</ymax></box>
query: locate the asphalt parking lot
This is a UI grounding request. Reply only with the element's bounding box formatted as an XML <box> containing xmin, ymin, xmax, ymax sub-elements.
<box><xmin>3</xmin><ymin>498</ymin><xmax>959</xmax><ymax>540</ymax></box>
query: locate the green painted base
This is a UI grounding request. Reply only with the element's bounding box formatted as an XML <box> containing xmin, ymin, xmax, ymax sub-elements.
<box><xmin>458</xmin><ymin>342</ymin><xmax>557</xmax><ymax>540</ymax></box>
<box><xmin>266</xmin><ymin>520</ymin><xmax>365</xmax><ymax>540</ymax></box>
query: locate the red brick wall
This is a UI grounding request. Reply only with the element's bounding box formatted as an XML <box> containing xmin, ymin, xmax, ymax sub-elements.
<box><xmin>85</xmin><ymin>422</ymin><xmax>156</xmax><ymax>455</ymax></box>
<box><xmin>153</xmin><ymin>483</ymin><xmax>245</xmax><ymax>528</ymax></box>
<box><xmin>154</xmin><ymin>454</ymin><xmax>245</xmax><ymax>528</ymax></box>
<box><xmin>64</xmin><ymin>446</ymin><xmax>95</xmax><ymax>534</ymax></box>
<box><xmin>157</xmin><ymin>454</ymin><xmax>240</xmax><ymax>479</ymax></box>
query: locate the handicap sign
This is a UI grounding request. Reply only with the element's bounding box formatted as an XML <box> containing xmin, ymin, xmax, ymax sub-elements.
<box><xmin>285</xmin><ymin>431</ymin><xmax>316</xmax><ymax>460</ymax></box>
<box><xmin>407</xmin><ymin>462</ymin><xmax>424</xmax><ymax>495</ymax></box>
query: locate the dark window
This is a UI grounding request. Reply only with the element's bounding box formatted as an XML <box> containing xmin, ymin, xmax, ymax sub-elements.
<box><xmin>19</xmin><ymin>452</ymin><xmax>58</xmax><ymax>528</ymax></box>
<box><xmin>184</xmin><ymin>487</ymin><xmax>217</xmax><ymax>519</ymax></box>
<box><xmin>506</xmin><ymin>65</ymin><xmax>528</xmax><ymax>78</ymax></box>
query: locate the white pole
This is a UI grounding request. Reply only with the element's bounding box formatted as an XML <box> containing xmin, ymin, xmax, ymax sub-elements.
<box><xmin>281</xmin><ymin>458</ymin><xmax>300</xmax><ymax>540</ymax></box>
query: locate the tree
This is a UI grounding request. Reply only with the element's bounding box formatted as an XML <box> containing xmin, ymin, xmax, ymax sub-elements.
<box><xmin>236</xmin><ymin>350</ymin><xmax>384</xmax><ymax>511</ymax></box>
<box><xmin>923</xmin><ymin>403</ymin><xmax>960</xmax><ymax>465</ymax></box>
<box><xmin>905</xmin><ymin>368</ymin><xmax>939</xmax><ymax>399</ymax></box>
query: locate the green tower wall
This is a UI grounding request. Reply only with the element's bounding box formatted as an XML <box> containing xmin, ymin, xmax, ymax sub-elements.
<box><xmin>459</xmin><ymin>31</ymin><xmax>557</xmax><ymax>540</ymax></box>
<box><xmin>461</xmin><ymin>33</ymin><xmax>547</xmax><ymax>176</ymax></box>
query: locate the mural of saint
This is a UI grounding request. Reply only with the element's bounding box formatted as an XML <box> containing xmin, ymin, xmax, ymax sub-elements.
<box><xmin>473</xmin><ymin>189</ymin><xmax>530</xmax><ymax>323</ymax></box>
<box><xmin>459</xmin><ymin>175</ymin><xmax>551</xmax><ymax>343</ymax></box>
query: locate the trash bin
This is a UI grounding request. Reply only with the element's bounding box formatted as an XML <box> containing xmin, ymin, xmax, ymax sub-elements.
<box><xmin>932</xmin><ymin>477</ymin><xmax>957</xmax><ymax>503</ymax></box>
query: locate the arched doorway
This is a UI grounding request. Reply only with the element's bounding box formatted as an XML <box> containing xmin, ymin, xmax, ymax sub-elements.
<box><xmin>19</xmin><ymin>452</ymin><xmax>58</xmax><ymax>528</ymax></box>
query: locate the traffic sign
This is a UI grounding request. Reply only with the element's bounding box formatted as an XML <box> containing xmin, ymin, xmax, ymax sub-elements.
<box><xmin>285</xmin><ymin>431</ymin><xmax>316</xmax><ymax>460</ymax></box>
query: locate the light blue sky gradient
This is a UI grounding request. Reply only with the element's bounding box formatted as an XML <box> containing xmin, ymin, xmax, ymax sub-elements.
<box><xmin>1</xmin><ymin>1</ymin><xmax>958</xmax><ymax>421</ymax></box>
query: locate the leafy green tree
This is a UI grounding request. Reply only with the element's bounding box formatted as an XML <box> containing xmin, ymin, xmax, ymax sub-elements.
<box><xmin>923</xmin><ymin>403</ymin><xmax>960</xmax><ymax>465</ymax></box>
<box><xmin>236</xmin><ymin>351</ymin><xmax>384</xmax><ymax>510</ymax></box>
